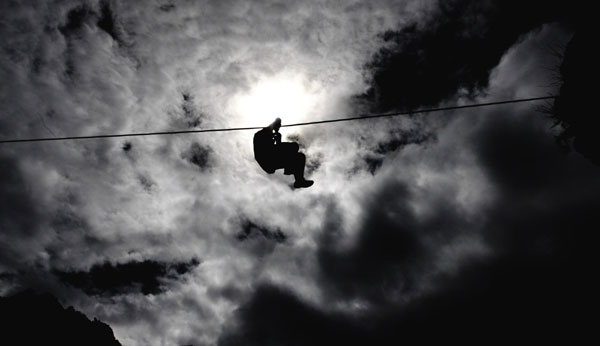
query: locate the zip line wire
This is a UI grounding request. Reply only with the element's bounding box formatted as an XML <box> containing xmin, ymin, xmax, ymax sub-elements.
<box><xmin>0</xmin><ymin>95</ymin><xmax>556</xmax><ymax>144</ymax></box>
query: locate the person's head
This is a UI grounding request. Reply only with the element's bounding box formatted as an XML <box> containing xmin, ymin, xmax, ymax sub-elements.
<box><xmin>271</xmin><ymin>118</ymin><xmax>281</xmax><ymax>132</ymax></box>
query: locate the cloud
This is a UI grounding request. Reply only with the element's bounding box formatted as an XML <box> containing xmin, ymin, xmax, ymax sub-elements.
<box><xmin>219</xmin><ymin>21</ymin><xmax>595</xmax><ymax>346</ymax></box>
<box><xmin>54</xmin><ymin>258</ymin><xmax>200</xmax><ymax>296</ymax></box>
<box><xmin>182</xmin><ymin>142</ymin><xmax>213</xmax><ymax>171</ymax></box>
<box><xmin>360</xmin><ymin>0</ymin><xmax>569</xmax><ymax>111</ymax></box>
<box><xmin>218</xmin><ymin>284</ymin><xmax>367</xmax><ymax>346</ymax></box>
<box><xmin>220</xmin><ymin>256</ymin><xmax>587</xmax><ymax>345</ymax></box>
<box><xmin>1</xmin><ymin>1</ymin><xmax>436</xmax><ymax>343</ymax></box>
<box><xmin>96</xmin><ymin>0</ymin><xmax>129</xmax><ymax>47</ymax></box>
<box><xmin>360</xmin><ymin>121</ymin><xmax>435</xmax><ymax>174</ymax></box>
<box><xmin>236</xmin><ymin>219</ymin><xmax>287</xmax><ymax>243</ymax></box>
<box><xmin>0</xmin><ymin>153</ymin><xmax>53</xmax><ymax>273</ymax></box>
<box><xmin>0</xmin><ymin>1</ymin><xmax>589</xmax><ymax>345</ymax></box>
<box><xmin>0</xmin><ymin>154</ymin><xmax>39</xmax><ymax>238</ymax></box>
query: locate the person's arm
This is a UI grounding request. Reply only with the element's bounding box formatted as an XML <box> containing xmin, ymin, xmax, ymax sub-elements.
<box><xmin>273</xmin><ymin>131</ymin><xmax>282</xmax><ymax>145</ymax></box>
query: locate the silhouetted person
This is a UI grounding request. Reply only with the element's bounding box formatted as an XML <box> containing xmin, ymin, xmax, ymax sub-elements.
<box><xmin>254</xmin><ymin>118</ymin><xmax>314</xmax><ymax>188</ymax></box>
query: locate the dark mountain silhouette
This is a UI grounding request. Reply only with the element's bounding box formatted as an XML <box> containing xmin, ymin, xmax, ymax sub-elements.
<box><xmin>0</xmin><ymin>290</ymin><xmax>122</xmax><ymax>346</ymax></box>
<box><xmin>552</xmin><ymin>23</ymin><xmax>600</xmax><ymax>165</ymax></box>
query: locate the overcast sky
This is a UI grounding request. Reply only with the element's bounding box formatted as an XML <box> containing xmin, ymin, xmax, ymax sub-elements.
<box><xmin>1</xmin><ymin>1</ymin><xmax>596</xmax><ymax>345</ymax></box>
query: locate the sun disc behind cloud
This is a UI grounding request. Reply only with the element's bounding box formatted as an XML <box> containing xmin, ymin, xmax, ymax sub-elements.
<box><xmin>232</xmin><ymin>74</ymin><xmax>318</xmax><ymax>127</ymax></box>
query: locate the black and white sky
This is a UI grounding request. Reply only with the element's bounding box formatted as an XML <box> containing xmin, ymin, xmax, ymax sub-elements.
<box><xmin>1</xmin><ymin>1</ymin><xmax>596</xmax><ymax>345</ymax></box>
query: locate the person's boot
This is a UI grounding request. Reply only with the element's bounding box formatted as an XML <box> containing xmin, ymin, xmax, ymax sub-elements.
<box><xmin>293</xmin><ymin>179</ymin><xmax>314</xmax><ymax>188</ymax></box>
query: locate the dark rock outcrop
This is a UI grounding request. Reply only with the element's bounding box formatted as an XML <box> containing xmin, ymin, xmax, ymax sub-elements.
<box><xmin>553</xmin><ymin>20</ymin><xmax>600</xmax><ymax>165</ymax></box>
<box><xmin>0</xmin><ymin>290</ymin><xmax>121</xmax><ymax>346</ymax></box>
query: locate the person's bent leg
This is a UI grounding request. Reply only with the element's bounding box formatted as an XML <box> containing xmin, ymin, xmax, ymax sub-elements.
<box><xmin>280</xmin><ymin>142</ymin><xmax>299</xmax><ymax>154</ymax></box>
<box><xmin>292</xmin><ymin>152</ymin><xmax>306</xmax><ymax>182</ymax></box>
<box><xmin>281</xmin><ymin>142</ymin><xmax>300</xmax><ymax>175</ymax></box>
<box><xmin>293</xmin><ymin>153</ymin><xmax>313</xmax><ymax>188</ymax></box>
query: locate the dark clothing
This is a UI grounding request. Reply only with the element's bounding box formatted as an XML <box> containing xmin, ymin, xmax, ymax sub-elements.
<box><xmin>253</xmin><ymin>127</ymin><xmax>278</xmax><ymax>173</ymax></box>
<box><xmin>253</xmin><ymin>127</ymin><xmax>305</xmax><ymax>179</ymax></box>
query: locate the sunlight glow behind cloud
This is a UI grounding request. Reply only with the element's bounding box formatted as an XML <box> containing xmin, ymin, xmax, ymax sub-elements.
<box><xmin>231</xmin><ymin>73</ymin><xmax>320</xmax><ymax>127</ymax></box>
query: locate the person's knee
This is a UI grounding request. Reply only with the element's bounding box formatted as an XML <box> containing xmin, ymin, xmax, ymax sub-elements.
<box><xmin>297</xmin><ymin>152</ymin><xmax>305</xmax><ymax>163</ymax></box>
<box><xmin>291</xmin><ymin>142</ymin><xmax>299</xmax><ymax>152</ymax></box>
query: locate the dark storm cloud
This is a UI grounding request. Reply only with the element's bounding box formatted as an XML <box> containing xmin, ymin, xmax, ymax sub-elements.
<box><xmin>59</xmin><ymin>5</ymin><xmax>91</xmax><ymax>37</ymax></box>
<box><xmin>97</xmin><ymin>0</ymin><xmax>128</xmax><ymax>47</ymax></box>
<box><xmin>236</xmin><ymin>219</ymin><xmax>287</xmax><ymax>243</ymax></box>
<box><xmin>59</xmin><ymin>0</ymin><xmax>128</xmax><ymax>46</ymax></box>
<box><xmin>305</xmin><ymin>152</ymin><xmax>323</xmax><ymax>175</ymax></box>
<box><xmin>220</xmin><ymin>258</ymin><xmax>587</xmax><ymax>345</ymax></box>
<box><xmin>0</xmin><ymin>272</ymin><xmax>17</xmax><ymax>294</ymax></box>
<box><xmin>234</xmin><ymin>218</ymin><xmax>288</xmax><ymax>259</ymax></box>
<box><xmin>182</xmin><ymin>142</ymin><xmax>213</xmax><ymax>171</ymax></box>
<box><xmin>121</xmin><ymin>141</ymin><xmax>132</xmax><ymax>151</ymax></box>
<box><xmin>218</xmin><ymin>13</ymin><xmax>598</xmax><ymax>342</ymax></box>
<box><xmin>0</xmin><ymin>154</ymin><xmax>39</xmax><ymax>238</ymax></box>
<box><xmin>468</xmin><ymin>107</ymin><xmax>600</xmax><ymax>261</ymax></box>
<box><xmin>137</xmin><ymin>174</ymin><xmax>156</xmax><ymax>192</ymax></box>
<box><xmin>0</xmin><ymin>153</ymin><xmax>48</xmax><ymax>272</ymax></box>
<box><xmin>317</xmin><ymin>155</ymin><xmax>488</xmax><ymax>306</ymax></box>
<box><xmin>361</xmin><ymin>0</ymin><xmax>571</xmax><ymax>111</ymax></box>
<box><xmin>373</xmin><ymin>126</ymin><xmax>434</xmax><ymax>156</ymax></box>
<box><xmin>180</xmin><ymin>92</ymin><xmax>203</xmax><ymax>128</ymax></box>
<box><xmin>218</xmin><ymin>284</ymin><xmax>366</xmax><ymax>346</ymax></box>
<box><xmin>54</xmin><ymin>258</ymin><xmax>200</xmax><ymax>296</ymax></box>
<box><xmin>158</xmin><ymin>3</ymin><xmax>176</xmax><ymax>13</ymax></box>
<box><xmin>220</xmin><ymin>104</ymin><xmax>600</xmax><ymax>345</ymax></box>
<box><xmin>552</xmin><ymin>24</ymin><xmax>600</xmax><ymax>165</ymax></box>
<box><xmin>362</xmin><ymin>124</ymin><xmax>434</xmax><ymax>174</ymax></box>
<box><xmin>59</xmin><ymin>4</ymin><xmax>100</xmax><ymax>79</ymax></box>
